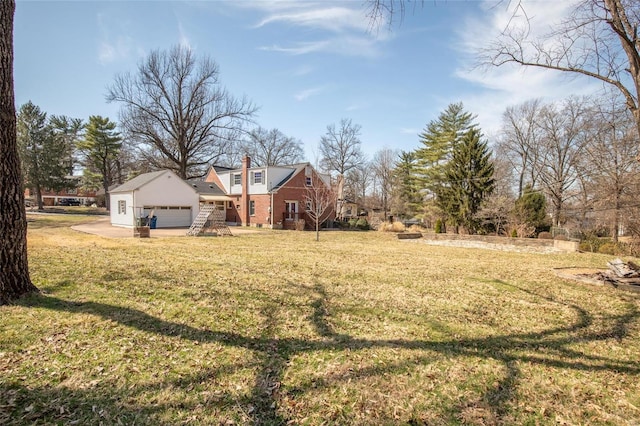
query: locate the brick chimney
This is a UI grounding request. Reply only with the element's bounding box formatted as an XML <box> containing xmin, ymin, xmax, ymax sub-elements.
<box><xmin>241</xmin><ymin>156</ymin><xmax>250</xmax><ymax>225</ymax></box>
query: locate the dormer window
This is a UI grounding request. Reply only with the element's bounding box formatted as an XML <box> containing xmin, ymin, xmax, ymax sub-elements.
<box><xmin>251</xmin><ymin>170</ymin><xmax>263</xmax><ymax>185</ymax></box>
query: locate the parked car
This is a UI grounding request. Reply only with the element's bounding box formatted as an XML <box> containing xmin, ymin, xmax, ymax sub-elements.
<box><xmin>58</xmin><ymin>198</ymin><xmax>81</xmax><ymax>206</ymax></box>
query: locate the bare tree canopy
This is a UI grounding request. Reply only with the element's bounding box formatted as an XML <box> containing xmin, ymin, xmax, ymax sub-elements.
<box><xmin>319</xmin><ymin>118</ymin><xmax>365</xmax><ymax>176</ymax></box>
<box><xmin>240</xmin><ymin>127</ymin><xmax>304</xmax><ymax>167</ymax></box>
<box><xmin>495</xmin><ymin>98</ymin><xmax>543</xmax><ymax>198</ymax></box>
<box><xmin>580</xmin><ymin>92</ymin><xmax>640</xmax><ymax>241</ymax></box>
<box><xmin>107</xmin><ymin>45</ymin><xmax>257</xmax><ymax>179</ymax></box>
<box><xmin>0</xmin><ymin>0</ymin><xmax>38</xmax><ymax>304</ymax></box>
<box><xmin>371</xmin><ymin>147</ymin><xmax>398</xmax><ymax>219</ymax></box>
<box><xmin>535</xmin><ymin>97</ymin><xmax>590</xmax><ymax>227</ymax></box>
<box><xmin>484</xmin><ymin>0</ymin><xmax>640</xmax><ymax>138</ymax></box>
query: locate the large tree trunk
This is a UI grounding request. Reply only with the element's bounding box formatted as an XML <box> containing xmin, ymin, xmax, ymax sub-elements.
<box><xmin>0</xmin><ymin>0</ymin><xmax>38</xmax><ymax>305</ymax></box>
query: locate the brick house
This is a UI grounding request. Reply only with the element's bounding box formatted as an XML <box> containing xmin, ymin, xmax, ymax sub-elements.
<box><xmin>24</xmin><ymin>177</ymin><xmax>97</xmax><ymax>207</ymax></box>
<box><xmin>204</xmin><ymin>157</ymin><xmax>335</xmax><ymax>229</ymax></box>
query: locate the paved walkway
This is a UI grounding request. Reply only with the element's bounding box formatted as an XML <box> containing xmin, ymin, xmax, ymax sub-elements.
<box><xmin>71</xmin><ymin>216</ymin><xmax>260</xmax><ymax>238</ymax></box>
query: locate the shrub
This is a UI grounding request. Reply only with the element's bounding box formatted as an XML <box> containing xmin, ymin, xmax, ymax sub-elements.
<box><xmin>510</xmin><ymin>229</ymin><xmax>518</xmax><ymax>238</ymax></box>
<box><xmin>554</xmin><ymin>234</ymin><xmax>568</xmax><ymax>241</ymax></box>
<box><xmin>537</xmin><ymin>231</ymin><xmax>552</xmax><ymax>239</ymax></box>
<box><xmin>579</xmin><ymin>236</ymin><xmax>610</xmax><ymax>253</ymax></box>
<box><xmin>355</xmin><ymin>218</ymin><xmax>370</xmax><ymax>230</ymax></box>
<box><xmin>435</xmin><ymin>219</ymin><xmax>443</xmax><ymax>234</ymax></box>
<box><xmin>408</xmin><ymin>224</ymin><xmax>424</xmax><ymax>233</ymax></box>
<box><xmin>378</xmin><ymin>221</ymin><xmax>406</xmax><ymax>232</ymax></box>
<box><xmin>295</xmin><ymin>219</ymin><xmax>306</xmax><ymax>231</ymax></box>
<box><xmin>348</xmin><ymin>218</ymin><xmax>358</xmax><ymax>229</ymax></box>
<box><xmin>598</xmin><ymin>243</ymin><xmax>618</xmax><ymax>255</ymax></box>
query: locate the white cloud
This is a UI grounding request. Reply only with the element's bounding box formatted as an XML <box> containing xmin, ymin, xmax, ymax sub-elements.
<box><xmin>400</xmin><ymin>127</ymin><xmax>418</xmax><ymax>135</ymax></box>
<box><xmin>453</xmin><ymin>0</ymin><xmax>599</xmax><ymax>135</ymax></box>
<box><xmin>294</xmin><ymin>86</ymin><xmax>326</xmax><ymax>101</ymax></box>
<box><xmin>260</xmin><ymin>41</ymin><xmax>329</xmax><ymax>55</ymax></box>
<box><xmin>291</xmin><ymin>64</ymin><xmax>314</xmax><ymax>77</ymax></box>
<box><xmin>177</xmin><ymin>21</ymin><xmax>191</xmax><ymax>50</ymax></box>
<box><xmin>238</xmin><ymin>1</ymin><xmax>390</xmax><ymax>57</ymax></box>
<box><xmin>96</xmin><ymin>13</ymin><xmax>136</xmax><ymax>65</ymax></box>
<box><xmin>259</xmin><ymin>36</ymin><xmax>382</xmax><ymax>58</ymax></box>
<box><xmin>254</xmin><ymin>5</ymin><xmax>370</xmax><ymax>33</ymax></box>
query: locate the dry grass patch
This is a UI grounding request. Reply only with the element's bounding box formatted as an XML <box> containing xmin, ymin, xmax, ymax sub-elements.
<box><xmin>1</xmin><ymin>216</ymin><xmax>639</xmax><ymax>424</ymax></box>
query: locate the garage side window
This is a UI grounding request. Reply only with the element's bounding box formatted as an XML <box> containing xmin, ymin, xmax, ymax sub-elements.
<box><xmin>118</xmin><ymin>200</ymin><xmax>126</xmax><ymax>214</ymax></box>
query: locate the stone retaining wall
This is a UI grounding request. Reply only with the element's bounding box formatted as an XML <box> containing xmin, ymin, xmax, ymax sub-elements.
<box><xmin>422</xmin><ymin>233</ymin><xmax>579</xmax><ymax>252</ymax></box>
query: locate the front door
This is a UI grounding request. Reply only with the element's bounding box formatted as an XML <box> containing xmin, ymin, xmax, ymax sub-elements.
<box><xmin>285</xmin><ymin>201</ymin><xmax>298</xmax><ymax>220</ymax></box>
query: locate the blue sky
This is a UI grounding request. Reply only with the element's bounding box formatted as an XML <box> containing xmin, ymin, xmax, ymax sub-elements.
<box><xmin>14</xmin><ymin>0</ymin><xmax>598</xmax><ymax>163</ymax></box>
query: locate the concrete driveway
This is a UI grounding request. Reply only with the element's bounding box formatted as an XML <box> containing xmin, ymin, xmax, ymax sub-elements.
<box><xmin>71</xmin><ymin>216</ymin><xmax>259</xmax><ymax>238</ymax></box>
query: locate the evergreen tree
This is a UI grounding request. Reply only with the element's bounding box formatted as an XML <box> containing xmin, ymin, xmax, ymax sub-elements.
<box><xmin>415</xmin><ymin>102</ymin><xmax>478</xmax><ymax>226</ymax></box>
<box><xmin>513</xmin><ymin>185</ymin><xmax>548</xmax><ymax>233</ymax></box>
<box><xmin>17</xmin><ymin>102</ymin><xmax>74</xmax><ymax>210</ymax></box>
<box><xmin>394</xmin><ymin>151</ymin><xmax>422</xmax><ymax>218</ymax></box>
<box><xmin>438</xmin><ymin>128</ymin><xmax>495</xmax><ymax>234</ymax></box>
<box><xmin>77</xmin><ymin>116</ymin><xmax>122</xmax><ymax>211</ymax></box>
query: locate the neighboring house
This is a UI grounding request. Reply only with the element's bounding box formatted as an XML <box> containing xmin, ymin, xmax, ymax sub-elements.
<box><xmin>24</xmin><ymin>177</ymin><xmax>97</xmax><ymax>207</ymax></box>
<box><xmin>338</xmin><ymin>199</ymin><xmax>361</xmax><ymax>221</ymax></box>
<box><xmin>110</xmin><ymin>170</ymin><xmax>230</xmax><ymax>228</ymax></box>
<box><xmin>205</xmin><ymin>157</ymin><xmax>335</xmax><ymax>229</ymax></box>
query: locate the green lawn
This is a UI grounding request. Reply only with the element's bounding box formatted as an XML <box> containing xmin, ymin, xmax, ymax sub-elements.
<box><xmin>1</xmin><ymin>215</ymin><xmax>639</xmax><ymax>425</ymax></box>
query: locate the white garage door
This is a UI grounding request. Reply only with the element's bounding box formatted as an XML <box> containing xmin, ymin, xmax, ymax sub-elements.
<box><xmin>144</xmin><ymin>206</ymin><xmax>192</xmax><ymax>228</ymax></box>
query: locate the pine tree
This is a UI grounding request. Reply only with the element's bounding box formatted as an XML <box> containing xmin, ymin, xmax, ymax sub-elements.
<box><xmin>394</xmin><ymin>151</ymin><xmax>422</xmax><ymax>218</ymax></box>
<box><xmin>17</xmin><ymin>102</ymin><xmax>74</xmax><ymax>210</ymax></box>
<box><xmin>415</xmin><ymin>102</ymin><xmax>478</xmax><ymax>226</ymax></box>
<box><xmin>77</xmin><ymin>116</ymin><xmax>122</xmax><ymax>211</ymax></box>
<box><xmin>438</xmin><ymin>128</ymin><xmax>495</xmax><ymax>234</ymax></box>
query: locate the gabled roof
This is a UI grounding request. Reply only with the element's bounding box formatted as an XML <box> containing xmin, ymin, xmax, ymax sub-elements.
<box><xmin>110</xmin><ymin>170</ymin><xmax>169</xmax><ymax>193</ymax></box>
<box><xmin>189</xmin><ymin>181</ymin><xmax>226</xmax><ymax>196</ymax></box>
<box><xmin>271</xmin><ymin>163</ymin><xmax>308</xmax><ymax>191</ymax></box>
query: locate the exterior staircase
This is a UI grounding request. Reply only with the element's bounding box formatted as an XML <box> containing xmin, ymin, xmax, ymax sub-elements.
<box><xmin>187</xmin><ymin>204</ymin><xmax>233</xmax><ymax>236</ymax></box>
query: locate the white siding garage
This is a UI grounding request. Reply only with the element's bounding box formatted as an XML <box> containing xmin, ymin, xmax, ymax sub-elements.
<box><xmin>110</xmin><ymin>170</ymin><xmax>200</xmax><ymax>228</ymax></box>
<box><xmin>143</xmin><ymin>206</ymin><xmax>192</xmax><ymax>228</ymax></box>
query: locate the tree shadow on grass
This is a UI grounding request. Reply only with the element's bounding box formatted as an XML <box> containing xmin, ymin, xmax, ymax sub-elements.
<box><xmin>6</xmin><ymin>281</ymin><xmax>640</xmax><ymax>424</ymax></box>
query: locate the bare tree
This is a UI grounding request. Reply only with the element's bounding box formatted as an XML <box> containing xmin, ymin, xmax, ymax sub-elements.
<box><xmin>0</xmin><ymin>0</ymin><xmax>38</xmax><ymax>304</ymax></box>
<box><xmin>485</xmin><ymin>0</ymin><xmax>640</xmax><ymax>139</ymax></box>
<box><xmin>581</xmin><ymin>93</ymin><xmax>640</xmax><ymax>241</ymax></box>
<box><xmin>319</xmin><ymin>118</ymin><xmax>365</xmax><ymax>176</ymax></box>
<box><xmin>371</xmin><ymin>148</ymin><xmax>398</xmax><ymax>220</ymax></box>
<box><xmin>319</xmin><ymin>118</ymin><xmax>365</xmax><ymax>219</ymax></box>
<box><xmin>495</xmin><ymin>98</ymin><xmax>543</xmax><ymax>198</ymax></box>
<box><xmin>344</xmin><ymin>161</ymin><xmax>374</xmax><ymax>209</ymax></box>
<box><xmin>535</xmin><ymin>97</ymin><xmax>590</xmax><ymax>227</ymax></box>
<box><xmin>304</xmin><ymin>174</ymin><xmax>335</xmax><ymax>241</ymax></box>
<box><xmin>240</xmin><ymin>127</ymin><xmax>304</xmax><ymax>167</ymax></box>
<box><xmin>107</xmin><ymin>45</ymin><xmax>257</xmax><ymax>179</ymax></box>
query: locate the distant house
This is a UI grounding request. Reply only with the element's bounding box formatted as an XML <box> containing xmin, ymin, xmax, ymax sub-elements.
<box><xmin>338</xmin><ymin>199</ymin><xmax>361</xmax><ymax>221</ymax></box>
<box><xmin>205</xmin><ymin>157</ymin><xmax>335</xmax><ymax>229</ymax></box>
<box><xmin>24</xmin><ymin>176</ymin><xmax>97</xmax><ymax>207</ymax></box>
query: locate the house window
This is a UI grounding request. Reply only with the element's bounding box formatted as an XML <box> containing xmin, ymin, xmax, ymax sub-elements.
<box><xmin>118</xmin><ymin>200</ymin><xmax>126</xmax><ymax>214</ymax></box>
<box><xmin>251</xmin><ymin>171</ymin><xmax>263</xmax><ymax>184</ymax></box>
<box><xmin>306</xmin><ymin>201</ymin><xmax>312</xmax><ymax>211</ymax></box>
<box><xmin>227</xmin><ymin>201</ymin><xmax>233</xmax><ymax>209</ymax></box>
<box><xmin>306</xmin><ymin>176</ymin><xmax>312</xmax><ymax>186</ymax></box>
<box><xmin>233</xmin><ymin>173</ymin><xmax>242</xmax><ymax>185</ymax></box>
<box><xmin>249</xmin><ymin>200</ymin><xmax>255</xmax><ymax>216</ymax></box>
